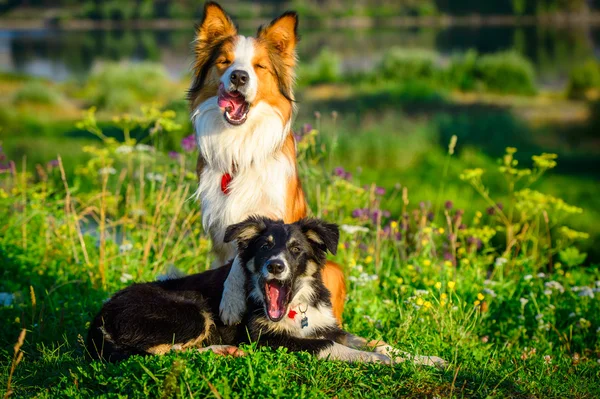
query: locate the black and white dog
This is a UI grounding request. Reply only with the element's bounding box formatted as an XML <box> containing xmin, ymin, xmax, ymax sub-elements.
<box><xmin>87</xmin><ymin>217</ymin><xmax>445</xmax><ymax>367</ymax></box>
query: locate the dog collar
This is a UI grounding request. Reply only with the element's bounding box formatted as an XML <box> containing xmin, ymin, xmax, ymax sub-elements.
<box><xmin>288</xmin><ymin>304</ymin><xmax>309</xmax><ymax>328</ymax></box>
<box><xmin>221</xmin><ymin>173</ymin><xmax>232</xmax><ymax>195</ymax></box>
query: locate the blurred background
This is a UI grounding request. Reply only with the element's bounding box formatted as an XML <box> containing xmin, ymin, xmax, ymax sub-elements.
<box><xmin>1</xmin><ymin>0</ymin><xmax>599</xmax><ymax>258</ymax></box>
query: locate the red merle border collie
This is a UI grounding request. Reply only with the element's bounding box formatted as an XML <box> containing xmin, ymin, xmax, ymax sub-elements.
<box><xmin>188</xmin><ymin>2</ymin><xmax>345</xmax><ymax>326</ymax></box>
<box><xmin>87</xmin><ymin>217</ymin><xmax>445</xmax><ymax>368</ymax></box>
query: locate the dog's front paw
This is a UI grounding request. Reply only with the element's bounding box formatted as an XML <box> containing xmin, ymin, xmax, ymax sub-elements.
<box><xmin>364</xmin><ymin>351</ymin><xmax>392</xmax><ymax>365</ymax></box>
<box><xmin>412</xmin><ymin>355</ymin><xmax>448</xmax><ymax>369</ymax></box>
<box><xmin>219</xmin><ymin>294</ymin><xmax>246</xmax><ymax>325</ymax></box>
<box><xmin>198</xmin><ymin>345</ymin><xmax>246</xmax><ymax>357</ymax></box>
<box><xmin>374</xmin><ymin>345</ymin><xmax>447</xmax><ymax>369</ymax></box>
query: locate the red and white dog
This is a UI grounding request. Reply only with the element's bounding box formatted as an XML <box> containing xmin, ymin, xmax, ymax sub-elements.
<box><xmin>188</xmin><ymin>2</ymin><xmax>345</xmax><ymax>325</ymax></box>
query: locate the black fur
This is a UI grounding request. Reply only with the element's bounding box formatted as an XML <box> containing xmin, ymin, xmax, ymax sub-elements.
<box><xmin>87</xmin><ymin>217</ymin><xmax>345</xmax><ymax>362</ymax></box>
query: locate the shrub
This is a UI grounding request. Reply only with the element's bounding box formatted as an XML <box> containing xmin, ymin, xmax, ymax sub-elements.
<box><xmin>444</xmin><ymin>49</ymin><xmax>480</xmax><ymax>91</ymax></box>
<box><xmin>475</xmin><ymin>51</ymin><xmax>537</xmax><ymax>95</ymax></box>
<box><xmin>84</xmin><ymin>62</ymin><xmax>170</xmax><ymax>112</ymax></box>
<box><xmin>12</xmin><ymin>81</ymin><xmax>61</xmax><ymax>105</ymax></box>
<box><xmin>567</xmin><ymin>60</ymin><xmax>600</xmax><ymax>99</ymax></box>
<box><xmin>377</xmin><ymin>48</ymin><xmax>438</xmax><ymax>83</ymax></box>
<box><xmin>298</xmin><ymin>47</ymin><xmax>342</xmax><ymax>85</ymax></box>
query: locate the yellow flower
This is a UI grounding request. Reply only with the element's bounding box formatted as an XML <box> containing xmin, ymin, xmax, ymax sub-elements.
<box><xmin>441</xmin><ymin>293</ymin><xmax>448</xmax><ymax>299</ymax></box>
<box><xmin>448</xmin><ymin>281</ymin><xmax>456</xmax><ymax>290</ymax></box>
<box><xmin>423</xmin><ymin>259</ymin><xmax>432</xmax><ymax>267</ymax></box>
<box><xmin>444</xmin><ymin>260</ymin><xmax>453</xmax><ymax>267</ymax></box>
<box><xmin>438</xmin><ymin>227</ymin><xmax>445</xmax><ymax>234</ymax></box>
<box><xmin>421</xmin><ymin>239</ymin><xmax>428</xmax><ymax>246</ymax></box>
<box><xmin>424</xmin><ymin>301</ymin><xmax>432</xmax><ymax>309</ymax></box>
<box><xmin>461</xmin><ymin>258</ymin><xmax>470</xmax><ymax>265</ymax></box>
<box><xmin>391</xmin><ymin>221</ymin><xmax>398</xmax><ymax>229</ymax></box>
<box><xmin>0</xmin><ymin>189</ymin><xmax>8</xmax><ymax>199</ymax></box>
<box><xmin>457</xmin><ymin>247</ymin><xmax>466</xmax><ymax>256</ymax></box>
<box><xmin>396</xmin><ymin>277</ymin><xmax>404</xmax><ymax>285</ymax></box>
<box><xmin>416</xmin><ymin>298</ymin><xmax>424</xmax><ymax>306</ymax></box>
<box><xmin>365</xmin><ymin>256</ymin><xmax>373</xmax><ymax>263</ymax></box>
<box><xmin>407</xmin><ymin>264</ymin><xmax>415</xmax><ymax>270</ymax></box>
<box><xmin>477</xmin><ymin>293</ymin><xmax>485</xmax><ymax>301</ymax></box>
<box><xmin>434</xmin><ymin>282</ymin><xmax>442</xmax><ymax>290</ymax></box>
<box><xmin>367</xmin><ymin>246</ymin><xmax>375</xmax><ymax>254</ymax></box>
<box><xmin>440</xmin><ymin>300</ymin><xmax>447</xmax><ymax>307</ymax></box>
<box><xmin>474</xmin><ymin>300</ymin><xmax>481</xmax><ymax>306</ymax></box>
<box><xmin>476</xmin><ymin>211</ymin><xmax>482</xmax><ymax>218</ymax></box>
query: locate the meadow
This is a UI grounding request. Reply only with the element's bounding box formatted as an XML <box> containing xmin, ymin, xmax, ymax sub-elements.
<box><xmin>1</xmin><ymin>47</ymin><xmax>600</xmax><ymax>398</ymax></box>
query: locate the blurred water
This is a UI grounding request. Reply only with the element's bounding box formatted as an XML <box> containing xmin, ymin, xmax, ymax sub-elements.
<box><xmin>1</xmin><ymin>24</ymin><xmax>598</xmax><ymax>86</ymax></box>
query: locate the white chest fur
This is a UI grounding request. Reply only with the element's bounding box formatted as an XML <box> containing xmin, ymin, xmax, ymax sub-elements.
<box><xmin>192</xmin><ymin>99</ymin><xmax>294</xmax><ymax>262</ymax></box>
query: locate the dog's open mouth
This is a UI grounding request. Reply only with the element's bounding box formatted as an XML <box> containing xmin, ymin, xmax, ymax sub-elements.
<box><xmin>218</xmin><ymin>83</ymin><xmax>249</xmax><ymax>126</ymax></box>
<box><xmin>264</xmin><ymin>280</ymin><xmax>291</xmax><ymax>322</ymax></box>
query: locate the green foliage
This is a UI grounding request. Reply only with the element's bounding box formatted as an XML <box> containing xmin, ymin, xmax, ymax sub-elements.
<box><xmin>12</xmin><ymin>81</ymin><xmax>62</xmax><ymax>106</ymax></box>
<box><xmin>475</xmin><ymin>51</ymin><xmax>537</xmax><ymax>95</ymax></box>
<box><xmin>82</xmin><ymin>62</ymin><xmax>171</xmax><ymax>112</ymax></box>
<box><xmin>567</xmin><ymin>60</ymin><xmax>600</xmax><ymax>99</ymax></box>
<box><xmin>298</xmin><ymin>47</ymin><xmax>342</xmax><ymax>85</ymax></box>
<box><xmin>378</xmin><ymin>48</ymin><xmax>438</xmax><ymax>83</ymax></box>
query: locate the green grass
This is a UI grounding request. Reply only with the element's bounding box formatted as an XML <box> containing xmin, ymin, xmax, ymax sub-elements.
<box><xmin>1</xmin><ymin>105</ymin><xmax>600</xmax><ymax>398</ymax></box>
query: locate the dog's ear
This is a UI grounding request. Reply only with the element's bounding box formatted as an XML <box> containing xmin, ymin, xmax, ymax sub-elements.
<box><xmin>298</xmin><ymin>218</ymin><xmax>339</xmax><ymax>255</ymax></box>
<box><xmin>196</xmin><ymin>2</ymin><xmax>237</xmax><ymax>43</ymax></box>
<box><xmin>224</xmin><ymin>216</ymin><xmax>268</xmax><ymax>247</ymax></box>
<box><xmin>257</xmin><ymin>11</ymin><xmax>298</xmax><ymax>57</ymax></box>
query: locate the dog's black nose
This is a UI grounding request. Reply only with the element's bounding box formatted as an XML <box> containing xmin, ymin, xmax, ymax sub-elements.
<box><xmin>230</xmin><ymin>70</ymin><xmax>249</xmax><ymax>87</ymax></box>
<box><xmin>266</xmin><ymin>260</ymin><xmax>285</xmax><ymax>275</ymax></box>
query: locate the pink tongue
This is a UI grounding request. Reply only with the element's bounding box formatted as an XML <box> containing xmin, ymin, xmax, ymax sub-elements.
<box><xmin>267</xmin><ymin>284</ymin><xmax>285</xmax><ymax>319</ymax></box>
<box><xmin>218</xmin><ymin>92</ymin><xmax>245</xmax><ymax>118</ymax></box>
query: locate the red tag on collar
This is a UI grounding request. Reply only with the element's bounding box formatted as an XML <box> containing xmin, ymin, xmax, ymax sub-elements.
<box><xmin>221</xmin><ymin>173</ymin><xmax>232</xmax><ymax>195</ymax></box>
<box><xmin>288</xmin><ymin>309</ymin><xmax>297</xmax><ymax>319</ymax></box>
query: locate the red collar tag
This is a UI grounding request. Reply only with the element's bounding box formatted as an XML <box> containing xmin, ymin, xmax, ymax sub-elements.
<box><xmin>288</xmin><ymin>309</ymin><xmax>297</xmax><ymax>319</ymax></box>
<box><xmin>221</xmin><ymin>173</ymin><xmax>232</xmax><ymax>195</ymax></box>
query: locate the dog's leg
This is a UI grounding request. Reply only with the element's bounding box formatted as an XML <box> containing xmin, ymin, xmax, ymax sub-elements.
<box><xmin>198</xmin><ymin>345</ymin><xmax>246</xmax><ymax>357</ymax></box>
<box><xmin>338</xmin><ymin>332</ymin><xmax>447</xmax><ymax>369</ymax></box>
<box><xmin>219</xmin><ymin>255</ymin><xmax>247</xmax><ymax>325</ymax></box>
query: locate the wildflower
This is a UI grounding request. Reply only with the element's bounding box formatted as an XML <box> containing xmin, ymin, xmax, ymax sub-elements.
<box><xmin>448</xmin><ymin>281</ymin><xmax>456</xmax><ymax>290</ymax></box>
<box><xmin>416</xmin><ymin>298</ymin><xmax>424</xmax><ymax>306</ymax></box>
<box><xmin>120</xmin><ymin>273</ymin><xmax>133</xmax><ymax>283</ymax></box>
<box><xmin>444</xmin><ymin>200</ymin><xmax>453</xmax><ymax>210</ymax></box>
<box><xmin>423</xmin><ymin>259</ymin><xmax>432</xmax><ymax>267</ymax></box>
<box><xmin>340</xmin><ymin>224</ymin><xmax>369</xmax><ymax>234</ymax></box>
<box><xmin>535</xmin><ymin>314</ymin><xmax>544</xmax><ymax>321</ymax></box>
<box><xmin>434</xmin><ymin>282</ymin><xmax>442</xmax><ymax>290</ymax></box>
<box><xmin>180</xmin><ymin>135</ymin><xmax>196</xmax><ymax>152</ymax></box>
<box><xmin>444</xmin><ymin>260</ymin><xmax>453</xmax><ymax>267</ymax></box>
<box><xmin>0</xmin><ymin>292</ymin><xmax>14</xmax><ymax>306</ymax></box>
<box><xmin>119</xmin><ymin>242</ymin><xmax>133</xmax><ymax>253</ymax></box>
<box><xmin>414</xmin><ymin>289</ymin><xmax>429</xmax><ymax>296</ymax></box>
<box><xmin>475</xmin><ymin>211</ymin><xmax>482</xmax><ymax>218</ymax></box>
<box><xmin>423</xmin><ymin>301</ymin><xmax>432</xmax><ymax>309</ymax></box>
<box><xmin>483</xmin><ymin>288</ymin><xmax>497</xmax><ymax>297</ymax></box>
<box><xmin>168</xmin><ymin>151</ymin><xmax>181</xmax><ymax>160</ymax></box>
<box><xmin>374</xmin><ymin>186</ymin><xmax>385</xmax><ymax>196</ymax></box>
<box><xmin>495</xmin><ymin>257</ymin><xmax>508</xmax><ymax>267</ymax></box>
<box><xmin>98</xmin><ymin>167</ymin><xmax>116</xmax><ymax>176</ymax></box>
<box><xmin>115</xmin><ymin>145</ymin><xmax>133</xmax><ymax>154</ymax></box>
<box><xmin>396</xmin><ymin>277</ymin><xmax>403</xmax><ymax>285</ymax></box>
<box><xmin>364</xmin><ymin>256</ymin><xmax>373</xmax><ymax>264</ymax></box>
<box><xmin>578</xmin><ymin>287</ymin><xmax>594</xmax><ymax>299</ymax></box>
<box><xmin>519</xmin><ymin>298</ymin><xmax>529</xmax><ymax>306</ymax></box>
<box><xmin>481</xmin><ymin>336</ymin><xmax>489</xmax><ymax>343</ymax></box>
<box><xmin>543</xmin><ymin>290</ymin><xmax>552</xmax><ymax>296</ymax></box>
<box><xmin>537</xmin><ymin>272</ymin><xmax>546</xmax><ymax>278</ymax></box>
<box><xmin>544</xmin><ymin>281</ymin><xmax>565</xmax><ymax>293</ymax></box>
<box><xmin>351</xmin><ymin>208</ymin><xmax>366</xmax><ymax>218</ymax></box>
<box><xmin>524</xmin><ymin>274</ymin><xmax>533</xmax><ymax>281</ymax></box>
<box><xmin>474</xmin><ymin>300</ymin><xmax>481</xmax><ymax>307</ymax></box>
<box><xmin>569</xmin><ymin>312</ymin><xmax>576</xmax><ymax>318</ymax></box>
<box><xmin>46</xmin><ymin>159</ymin><xmax>60</xmax><ymax>169</ymax></box>
<box><xmin>477</xmin><ymin>293</ymin><xmax>485</xmax><ymax>301</ymax></box>
<box><xmin>146</xmin><ymin>172</ymin><xmax>164</xmax><ymax>182</ymax></box>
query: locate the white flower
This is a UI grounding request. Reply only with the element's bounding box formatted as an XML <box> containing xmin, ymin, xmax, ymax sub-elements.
<box><xmin>348</xmin><ymin>276</ymin><xmax>357</xmax><ymax>282</ymax></box>
<box><xmin>340</xmin><ymin>224</ymin><xmax>369</xmax><ymax>234</ymax></box>
<box><xmin>537</xmin><ymin>272</ymin><xmax>546</xmax><ymax>278</ymax></box>
<box><xmin>115</xmin><ymin>145</ymin><xmax>133</xmax><ymax>154</ymax></box>
<box><xmin>495</xmin><ymin>257</ymin><xmax>508</xmax><ymax>267</ymax></box>
<box><xmin>544</xmin><ymin>281</ymin><xmax>565</xmax><ymax>293</ymax></box>
<box><xmin>135</xmin><ymin>144</ymin><xmax>154</xmax><ymax>152</ymax></box>
<box><xmin>98</xmin><ymin>167</ymin><xmax>116</xmax><ymax>176</ymax></box>
<box><xmin>119</xmin><ymin>242</ymin><xmax>133</xmax><ymax>253</ymax></box>
<box><xmin>483</xmin><ymin>288</ymin><xmax>497</xmax><ymax>297</ymax></box>
<box><xmin>146</xmin><ymin>172</ymin><xmax>164</xmax><ymax>182</ymax></box>
<box><xmin>414</xmin><ymin>289</ymin><xmax>429</xmax><ymax>296</ymax></box>
<box><xmin>578</xmin><ymin>286</ymin><xmax>594</xmax><ymax>299</ymax></box>
<box><xmin>535</xmin><ymin>313</ymin><xmax>544</xmax><ymax>321</ymax></box>
<box><xmin>595</xmin><ymin>281</ymin><xmax>600</xmax><ymax>288</ymax></box>
<box><xmin>543</xmin><ymin>289</ymin><xmax>552</xmax><ymax>296</ymax></box>
<box><xmin>524</xmin><ymin>275</ymin><xmax>533</xmax><ymax>281</ymax></box>
<box><xmin>569</xmin><ymin>312</ymin><xmax>577</xmax><ymax>318</ymax></box>
<box><xmin>369</xmin><ymin>274</ymin><xmax>378</xmax><ymax>281</ymax></box>
<box><xmin>571</xmin><ymin>286</ymin><xmax>581</xmax><ymax>292</ymax></box>
<box><xmin>0</xmin><ymin>292</ymin><xmax>14</xmax><ymax>306</ymax></box>
<box><xmin>120</xmin><ymin>273</ymin><xmax>133</xmax><ymax>283</ymax></box>
<box><xmin>519</xmin><ymin>298</ymin><xmax>529</xmax><ymax>306</ymax></box>
<box><xmin>543</xmin><ymin>355</ymin><xmax>552</xmax><ymax>364</ymax></box>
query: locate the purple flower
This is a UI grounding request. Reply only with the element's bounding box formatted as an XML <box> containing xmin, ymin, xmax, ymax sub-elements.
<box><xmin>371</xmin><ymin>210</ymin><xmax>382</xmax><ymax>223</ymax></box>
<box><xmin>343</xmin><ymin>172</ymin><xmax>352</xmax><ymax>181</ymax></box>
<box><xmin>496</xmin><ymin>202</ymin><xmax>504</xmax><ymax>210</ymax></box>
<box><xmin>427</xmin><ymin>212</ymin><xmax>434</xmax><ymax>221</ymax></box>
<box><xmin>351</xmin><ymin>208</ymin><xmax>366</xmax><ymax>218</ymax></box>
<box><xmin>375</xmin><ymin>186</ymin><xmax>385</xmax><ymax>196</ymax></box>
<box><xmin>168</xmin><ymin>151</ymin><xmax>181</xmax><ymax>160</ymax></box>
<box><xmin>181</xmin><ymin>134</ymin><xmax>196</xmax><ymax>152</ymax></box>
<box><xmin>443</xmin><ymin>251</ymin><xmax>453</xmax><ymax>261</ymax></box>
<box><xmin>0</xmin><ymin>161</ymin><xmax>15</xmax><ymax>175</ymax></box>
<box><xmin>334</xmin><ymin>167</ymin><xmax>346</xmax><ymax>177</ymax></box>
<box><xmin>444</xmin><ymin>200</ymin><xmax>453</xmax><ymax>210</ymax></box>
<box><xmin>302</xmin><ymin>123</ymin><xmax>312</xmax><ymax>134</ymax></box>
<box><xmin>459</xmin><ymin>224</ymin><xmax>466</xmax><ymax>230</ymax></box>
<box><xmin>382</xmin><ymin>210</ymin><xmax>391</xmax><ymax>218</ymax></box>
<box><xmin>456</xmin><ymin>209</ymin><xmax>464</xmax><ymax>217</ymax></box>
<box><xmin>46</xmin><ymin>159</ymin><xmax>59</xmax><ymax>169</ymax></box>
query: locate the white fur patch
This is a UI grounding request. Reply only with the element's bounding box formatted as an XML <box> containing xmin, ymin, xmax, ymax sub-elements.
<box><xmin>219</xmin><ymin>256</ymin><xmax>248</xmax><ymax>325</ymax></box>
<box><xmin>221</xmin><ymin>36</ymin><xmax>258</xmax><ymax>102</ymax></box>
<box><xmin>318</xmin><ymin>342</ymin><xmax>391</xmax><ymax>364</ymax></box>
